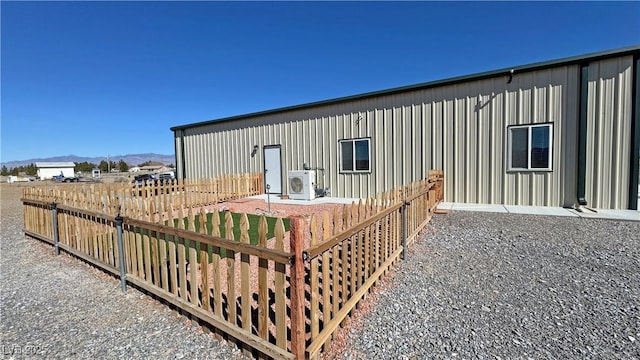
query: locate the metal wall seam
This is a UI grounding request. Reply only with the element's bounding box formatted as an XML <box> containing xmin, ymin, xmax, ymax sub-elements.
<box><xmin>394</xmin><ymin>106</ymin><xmax>402</xmax><ymax>189</ymax></box>
<box><xmin>629</xmin><ymin>54</ymin><xmax>640</xmax><ymax>210</ymax></box>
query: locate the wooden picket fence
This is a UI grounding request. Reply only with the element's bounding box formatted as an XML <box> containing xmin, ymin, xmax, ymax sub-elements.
<box><xmin>302</xmin><ymin>169</ymin><xmax>444</xmax><ymax>358</ymax></box>
<box><xmin>22</xmin><ymin>198</ymin><xmax>296</xmax><ymax>359</ymax></box>
<box><xmin>21</xmin><ymin>170</ymin><xmax>444</xmax><ymax>359</ymax></box>
<box><xmin>22</xmin><ymin>172</ymin><xmax>264</xmax><ymax>219</ymax></box>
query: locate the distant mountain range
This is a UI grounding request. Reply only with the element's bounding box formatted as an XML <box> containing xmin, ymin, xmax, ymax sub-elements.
<box><xmin>1</xmin><ymin>153</ymin><xmax>175</xmax><ymax>169</ymax></box>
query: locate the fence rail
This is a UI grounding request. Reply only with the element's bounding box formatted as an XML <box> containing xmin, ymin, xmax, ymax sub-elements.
<box><xmin>22</xmin><ymin>170</ymin><xmax>444</xmax><ymax>359</ymax></box>
<box><xmin>22</xmin><ymin>172</ymin><xmax>264</xmax><ymax>219</ymax></box>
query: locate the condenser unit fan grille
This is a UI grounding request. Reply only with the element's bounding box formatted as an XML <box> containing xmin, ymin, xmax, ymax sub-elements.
<box><xmin>290</xmin><ymin>177</ymin><xmax>303</xmax><ymax>193</ymax></box>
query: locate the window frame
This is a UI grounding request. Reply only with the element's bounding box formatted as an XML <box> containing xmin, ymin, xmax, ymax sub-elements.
<box><xmin>506</xmin><ymin>123</ymin><xmax>553</xmax><ymax>172</ymax></box>
<box><xmin>339</xmin><ymin>137</ymin><xmax>372</xmax><ymax>174</ymax></box>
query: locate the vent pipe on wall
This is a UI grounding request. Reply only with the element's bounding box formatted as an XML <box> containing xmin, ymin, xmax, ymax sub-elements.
<box><xmin>576</xmin><ymin>63</ymin><xmax>589</xmax><ymax>208</ymax></box>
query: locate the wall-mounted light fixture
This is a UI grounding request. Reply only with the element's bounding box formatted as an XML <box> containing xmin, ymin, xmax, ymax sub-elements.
<box><xmin>507</xmin><ymin>69</ymin><xmax>515</xmax><ymax>84</ymax></box>
<box><xmin>251</xmin><ymin>145</ymin><xmax>259</xmax><ymax>157</ymax></box>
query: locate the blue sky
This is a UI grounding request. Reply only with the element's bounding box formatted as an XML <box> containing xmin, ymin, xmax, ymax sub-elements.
<box><xmin>2</xmin><ymin>1</ymin><xmax>639</xmax><ymax>163</ymax></box>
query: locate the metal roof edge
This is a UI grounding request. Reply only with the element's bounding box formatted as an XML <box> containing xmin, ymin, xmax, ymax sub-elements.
<box><xmin>35</xmin><ymin>162</ymin><xmax>77</xmax><ymax>168</ymax></box>
<box><xmin>170</xmin><ymin>45</ymin><xmax>640</xmax><ymax>131</ymax></box>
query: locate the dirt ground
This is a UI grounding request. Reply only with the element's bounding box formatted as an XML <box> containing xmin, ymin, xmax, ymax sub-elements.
<box><xmin>210</xmin><ymin>197</ymin><xmax>347</xmax><ymax>220</ymax></box>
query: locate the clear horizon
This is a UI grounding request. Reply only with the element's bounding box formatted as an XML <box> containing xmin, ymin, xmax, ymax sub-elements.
<box><xmin>2</xmin><ymin>2</ymin><xmax>639</xmax><ymax>163</ymax></box>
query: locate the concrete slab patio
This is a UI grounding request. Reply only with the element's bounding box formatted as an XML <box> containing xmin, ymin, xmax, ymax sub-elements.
<box><xmin>247</xmin><ymin>195</ymin><xmax>640</xmax><ymax>221</ymax></box>
<box><xmin>248</xmin><ymin>194</ymin><xmax>362</xmax><ymax>206</ymax></box>
<box><xmin>438</xmin><ymin>202</ymin><xmax>640</xmax><ymax>222</ymax></box>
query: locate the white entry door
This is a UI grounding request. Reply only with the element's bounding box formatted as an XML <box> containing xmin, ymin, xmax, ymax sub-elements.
<box><xmin>263</xmin><ymin>145</ymin><xmax>282</xmax><ymax>194</ymax></box>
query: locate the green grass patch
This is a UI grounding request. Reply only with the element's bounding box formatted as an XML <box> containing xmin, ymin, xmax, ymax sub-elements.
<box><xmin>166</xmin><ymin>212</ymin><xmax>290</xmax><ymax>262</ymax></box>
<box><xmin>173</xmin><ymin>212</ymin><xmax>290</xmax><ymax>245</ymax></box>
<box><xmin>131</xmin><ymin>212</ymin><xmax>290</xmax><ymax>264</ymax></box>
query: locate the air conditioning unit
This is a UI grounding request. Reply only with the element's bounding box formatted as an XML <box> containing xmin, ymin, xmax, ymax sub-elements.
<box><xmin>288</xmin><ymin>170</ymin><xmax>316</xmax><ymax>200</ymax></box>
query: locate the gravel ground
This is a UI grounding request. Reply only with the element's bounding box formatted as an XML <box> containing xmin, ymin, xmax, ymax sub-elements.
<box><xmin>4</xmin><ymin>181</ymin><xmax>640</xmax><ymax>359</ymax></box>
<box><xmin>332</xmin><ymin>211</ymin><xmax>640</xmax><ymax>359</ymax></box>
<box><xmin>0</xmin><ymin>184</ymin><xmax>249</xmax><ymax>359</ymax></box>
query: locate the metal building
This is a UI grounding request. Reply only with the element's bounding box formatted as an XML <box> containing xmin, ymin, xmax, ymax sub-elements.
<box><xmin>36</xmin><ymin>162</ymin><xmax>76</xmax><ymax>180</ymax></box>
<box><xmin>171</xmin><ymin>46</ymin><xmax>640</xmax><ymax>210</ymax></box>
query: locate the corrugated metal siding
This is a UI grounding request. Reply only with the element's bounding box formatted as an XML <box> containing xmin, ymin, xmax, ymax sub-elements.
<box><xmin>437</xmin><ymin>67</ymin><xmax>577</xmax><ymax>206</ymax></box>
<box><xmin>174</xmin><ymin>131</ymin><xmax>184</xmax><ymax>179</ymax></box>
<box><xmin>559</xmin><ymin>68</ymin><xmax>580</xmax><ymax>208</ymax></box>
<box><xmin>175</xmin><ymin>55</ymin><xmax>633</xmax><ymax>209</ymax></box>
<box><xmin>178</xmin><ymin>67</ymin><xmax>578</xmax><ymax>203</ymax></box>
<box><xmin>585</xmin><ymin>56</ymin><xmax>633</xmax><ymax>209</ymax></box>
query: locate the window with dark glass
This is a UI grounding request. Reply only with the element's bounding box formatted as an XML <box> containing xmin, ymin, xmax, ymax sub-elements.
<box><xmin>508</xmin><ymin>124</ymin><xmax>552</xmax><ymax>171</ymax></box>
<box><xmin>341</xmin><ymin>141</ymin><xmax>354</xmax><ymax>171</ymax></box>
<box><xmin>340</xmin><ymin>138</ymin><xmax>370</xmax><ymax>172</ymax></box>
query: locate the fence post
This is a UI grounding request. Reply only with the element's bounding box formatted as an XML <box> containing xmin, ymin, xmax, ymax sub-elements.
<box><xmin>115</xmin><ymin>214</ymin><xmax>127</xmax><ymax>293</ymax></box>
<box><xmin>402</xmin><ymin>200</ymin><xmax>409</xmax><ymax>260</ymax></box>
<box><xmin>51</xmin><ymin>202</ymin><xmax>59</xmax><ymax>256</ymax></box>
<box><xmin>289</xmin><ymin>216</ymin><xmax>307</xmax><ymax>360</ymax></box>
<box><xmin>266</xmin><ymin>184</ymin><xmax>271</xmax><ymax>213</ymax></box>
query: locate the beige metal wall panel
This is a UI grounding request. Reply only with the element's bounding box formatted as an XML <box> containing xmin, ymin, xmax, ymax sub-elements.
<box><xmin>559</xmin><ymin>68</ymin><xmax>579</xmax><ymax>208</ymax></box>
<box><xmin>521</xmin><ymin>71</ymin><xmax>559</xmax><ymax>205</ymax></box>
<box><xmin>174</xmin><ymin>131</ymin><xmax>183</xmax><ymax>178</ymax></box>
<box><xmin>429</xmin><ymin>100</ymin><xmax>444</xmax><ymax>173</ymax></box>
<box><xmin>393</xmin><ymin>107</ymin><xmax>404</xmax><ymax>187</ymax></box>
<box><xmin>174</xmin><ymin>54</ymin><xmax>633</xmax><ymax>208</ymax></box>
<box><xmin>420</xmin><ymin>103</ymin><xmax>431</xmax><ymax>176</ymax></box>
<box><xmin>369</xmin><ymin>110</ymin><xmax>379</xmax><ymax>195</ymax></box>
<box><xmin>413</xmin><ymin>104</ymin><xmax>428</xmax><ymax>180</ymax></box>
<box><xmin>442</xmin><ymin>89</ymin><xmax>456</xmax><ymax>202</ymax></box>
<box><xmin>436</xmin><ymin>67</ymin><xmax>576</xmax><ymax>206</ymax></box>
<box><xmin>585</xmin><ymin>56</ymin><xmax>633</xmax><ymax>209</ymax></box>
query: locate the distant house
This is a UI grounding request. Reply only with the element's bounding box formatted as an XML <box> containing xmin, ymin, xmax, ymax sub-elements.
<box><xmin>128</xmin><ymin>167</ymin><xmax>141</xmax><ymax>173</ymax></box>
<box><xmin>36</xmin><ymin>162</ymin><xmax>75</xmax><ymax>180</ymax></box>
<box><xmin>140</xmin><ymin>165</ymin><xmax>163</xmax><ymax>172</ymax></box>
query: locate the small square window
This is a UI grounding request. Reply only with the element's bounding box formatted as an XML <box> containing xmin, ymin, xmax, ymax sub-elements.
<box><xmin>340</xmin><ymin>138</ymin><xmax>371</xmax><ymax>173</ymax></box>
<box><xmin>508</xmin><ymin>124</ymin><xmax>552</xmax><ymax>171</ymax></box>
